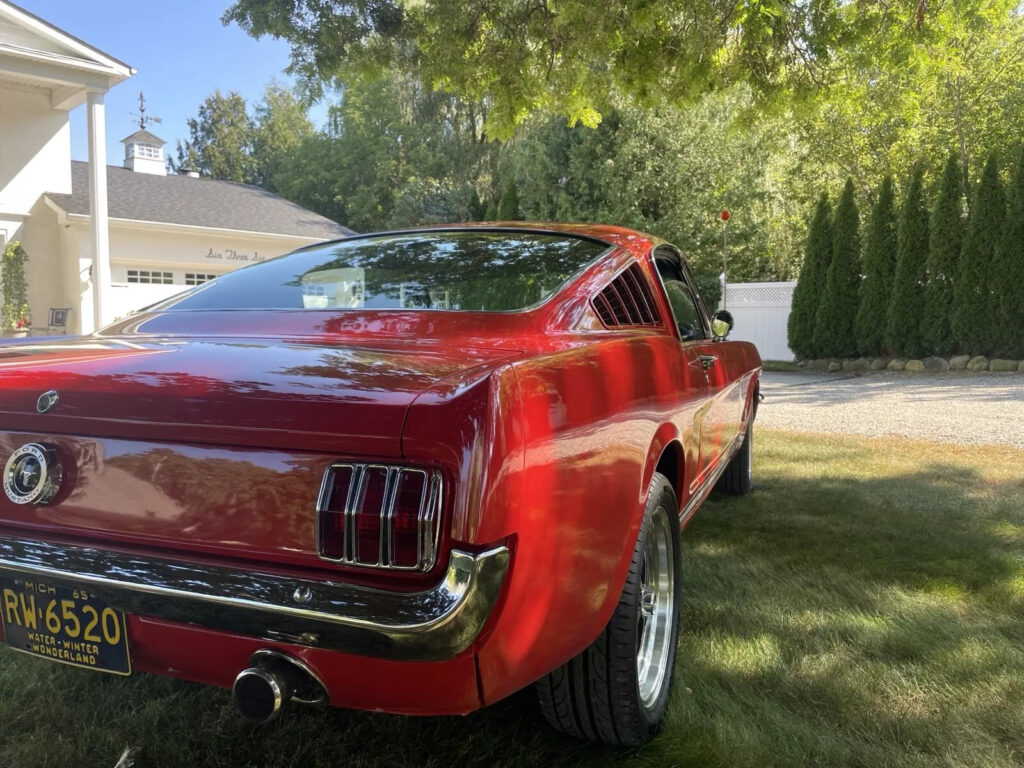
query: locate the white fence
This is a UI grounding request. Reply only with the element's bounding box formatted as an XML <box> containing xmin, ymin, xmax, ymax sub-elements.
<box><xmin>718</xmin><ymin>281</ymin><xmax>796</xmax><ymax>361</ymax></box>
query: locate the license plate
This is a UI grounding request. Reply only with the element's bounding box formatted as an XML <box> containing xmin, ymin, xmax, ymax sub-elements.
<box><xmin>0</xmin><ymin>575</ymin><xmax>131</xmax><ymax>676</ymax></box>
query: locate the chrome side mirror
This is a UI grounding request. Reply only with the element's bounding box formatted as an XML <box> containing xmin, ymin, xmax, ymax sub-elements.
<box><xmin>711</xmin><ymin>309</ymin><xmax>734</xmax><ymax>340</ymax></box>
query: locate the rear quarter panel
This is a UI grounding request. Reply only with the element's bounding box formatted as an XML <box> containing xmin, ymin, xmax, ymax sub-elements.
<box><xmin>468</xmin><ymin>334</ymin><xmax>713</xmax><ymax>704</ymax></box>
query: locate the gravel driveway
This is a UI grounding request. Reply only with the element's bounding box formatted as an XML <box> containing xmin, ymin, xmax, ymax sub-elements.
<box><xmin>757</xmin><ymin>370</ymin><xmax>1024</xmax><ymax>448</ymax></box>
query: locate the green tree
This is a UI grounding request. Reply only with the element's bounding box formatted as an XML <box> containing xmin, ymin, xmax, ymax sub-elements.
<box><xmin>484</xmin><ymin>201</ymin><xmax>498</xmax><ymax>221</ymax></box>
<box><xmin>252</xmin><ymin>82</ymin><xmax>314</xmax><ymax>191</ymax></box>
<box><xmin>497</xmin><ymin>181</ymin><xmax>521</xmax><ymax>221</ymax></box>
<box><xmin>953</xmin><ymin>152</ymin><xmax>1004</xmax><ymax>354</ymax></box>
<box><xmin>173</xmin><ymin>90</ymin><xmax>255</xmax><ymax>182</ymax></box>
<box><xmin>788</xmin><ymin>194</ymin><xmax>832</xmax><ymax>360</ymax></box>
<box><xmin>923</xmin><ymin>154</ymin><xmax>965</xmax><ymax>355</ymax></box>
<box><xmin>854</xmin><ymin>176</ymin><xmax>898</xmax><ymax>356</ymax></box>
<box><xmin>223</xmin><ymin>0</ymin><xmax>986</xmax><ymax>139</ymax></box>
<box><xmin>1</xmin><ymin>240</ymin><xmax>29</xmax><ymax>329</ymax></box>
<box><xmin>814</xmin><ymin>179</ymin><xmax>861</xmax><ymax>358</ymax></box>
<box><xmin>886</xmin><ymin>163</ymin><xmax>930</xmax><ymax>358</ymax></box>
<box><xmin>993</xmin><ymin>147</ymin><xmax>1024</xmax><ymax>357</ymax></box>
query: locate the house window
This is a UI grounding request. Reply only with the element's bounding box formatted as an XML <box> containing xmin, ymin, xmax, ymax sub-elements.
<box><xmin>127</xmin><ymin>270</ymin><xmax>173</xmax><ymax>285</ymax></box>
<box><xmin>185</xmin><ymin>273</ymin><xmax>216</xmax><ymax>286</ymax></box>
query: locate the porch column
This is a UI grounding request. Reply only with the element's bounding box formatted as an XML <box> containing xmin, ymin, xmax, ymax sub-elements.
<box><xmin>86</xmin><ymin>90</ymin><xmax>110</xmax><ymax>332</ymax></box>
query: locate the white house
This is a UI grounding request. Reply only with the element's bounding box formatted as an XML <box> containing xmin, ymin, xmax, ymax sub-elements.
<box><xmin>0</xmin><ymin>1</ymin><xmax>352</xmax><ymax>336</ymax></box>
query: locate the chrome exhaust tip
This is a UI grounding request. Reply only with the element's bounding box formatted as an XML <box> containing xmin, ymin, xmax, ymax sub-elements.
<box><xmin>233</xmin><ymin>667</ymin><xmax>289</xmax><ymax>724</ymax></box>
<box><xmin>232</xmin><ymin>649</ymin><xmax>329</xmax><ymax>724</ymax></box>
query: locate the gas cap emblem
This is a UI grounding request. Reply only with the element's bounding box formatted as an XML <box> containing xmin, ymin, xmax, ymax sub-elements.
<box><xmin>36</xmin><ymin>390</ymin><xmax>59</xmax><ymax>414</ymax></box>
<box><xmin>3</xmin><ymin>443</ymin><xmax>62</xmax><ymax>505</ymax></box>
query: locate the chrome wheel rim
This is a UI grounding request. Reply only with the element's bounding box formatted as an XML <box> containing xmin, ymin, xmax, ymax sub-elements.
<box><xmin>636</xmin><ymin>507</ymin><xmax>675</xmax><ymax>710</ymax></box>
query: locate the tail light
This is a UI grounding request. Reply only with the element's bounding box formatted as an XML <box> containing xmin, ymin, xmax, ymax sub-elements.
<box><xmin>316</xmin><ymin>463</ymin><xmax>443</xmax><ymax>571</ymax></box>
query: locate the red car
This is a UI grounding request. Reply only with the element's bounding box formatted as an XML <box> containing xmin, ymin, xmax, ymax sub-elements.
<box><xmin>0</xmin><ymin>224</ymin><xmax>760</xmax><ymax>746</ymax></box>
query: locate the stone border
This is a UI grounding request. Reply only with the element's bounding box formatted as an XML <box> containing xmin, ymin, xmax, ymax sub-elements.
<box><xmin>797</xmin><ymin>355</ymin><xmax>1024</xmax><ymax>374</ymax></box>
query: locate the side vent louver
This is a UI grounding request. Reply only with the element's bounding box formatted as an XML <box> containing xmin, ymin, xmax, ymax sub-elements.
<box><xmin>592</xmin><ymin>263</ymin><xmax>661</xmax><ymax>328</ymax></box>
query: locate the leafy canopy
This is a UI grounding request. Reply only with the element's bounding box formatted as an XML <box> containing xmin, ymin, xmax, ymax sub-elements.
<box><xmin>222</xmin><ymin>0</ymin><xmax>936</xmax><ymax>139</ymax></box>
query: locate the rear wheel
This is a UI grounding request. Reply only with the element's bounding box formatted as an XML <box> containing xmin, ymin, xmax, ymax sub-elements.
<box><xmin>536</xmin><ymin>474</ymin><xmax>682</xmax><ymax>747</ymax></box>
<box><xmin>716</xmin><ymin>417</ymin><xmax>753</xmax><ymax>495</ymax></box>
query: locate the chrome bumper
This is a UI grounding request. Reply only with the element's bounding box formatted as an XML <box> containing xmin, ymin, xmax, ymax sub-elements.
<box><xmin>0</xmin><ymin>535</ymin><xmax>509</xmax><ymax>661</ymax></box>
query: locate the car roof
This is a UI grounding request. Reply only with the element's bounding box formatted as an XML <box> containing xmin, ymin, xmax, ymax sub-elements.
<box><xmin>299</xmin><ymin>222</ymin><xmax>657</xmax><ymax>255</ymax></box>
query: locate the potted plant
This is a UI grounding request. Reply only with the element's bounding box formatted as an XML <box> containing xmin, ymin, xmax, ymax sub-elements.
<box><xmin>2</xmin><ymin>240</ymin><xmax>30</xmax><ymax>338</ymax></box>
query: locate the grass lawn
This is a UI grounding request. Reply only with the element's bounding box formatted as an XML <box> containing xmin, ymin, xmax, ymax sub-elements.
<box><xmin>1</xmin><ymin>430</ymin><xmax>1022</xmax><ymax>767</ymax></box>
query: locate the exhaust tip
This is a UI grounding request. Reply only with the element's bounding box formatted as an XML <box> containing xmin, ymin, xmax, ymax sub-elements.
<box><xmin>233</xmin><ymin>668</ymin><xmax>288</xmax><ymax>724</ymax></box>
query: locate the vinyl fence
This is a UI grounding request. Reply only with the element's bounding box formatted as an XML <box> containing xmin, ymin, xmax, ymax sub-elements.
<box><xmin>718</xmin><ymin>281</ymin><xmax>796</xmax><ymax>362</ymax></box>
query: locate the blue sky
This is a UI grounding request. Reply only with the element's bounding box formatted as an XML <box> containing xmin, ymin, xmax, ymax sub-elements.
<box><xmin>23</xmin><ymin>1</ymin><xmax>324</xmax><ymax>163</ymax></box>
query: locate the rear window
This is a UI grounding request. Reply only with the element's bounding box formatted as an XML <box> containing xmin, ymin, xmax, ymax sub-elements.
<box><xmin>155</xmin><ymin>231</ymin><xmax>610</xmax><ymax>312</ymax></box>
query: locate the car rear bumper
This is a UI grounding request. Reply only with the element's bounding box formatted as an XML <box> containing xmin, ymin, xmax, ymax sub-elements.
<box><xmin>0</xmin><ymin>535</ymin><xmax>509</xmax><ymax>662</ymax></box>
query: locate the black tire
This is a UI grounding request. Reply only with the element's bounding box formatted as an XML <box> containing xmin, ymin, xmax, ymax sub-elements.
<box><xmin>716</xmin><ymin>417</ymin><xmax>753</xmax><ymax>495</ymax></box>
<box><xmin>536</xmin><ymin>473</ymin><xmax>682</xmax><ymax>747</ymax></box>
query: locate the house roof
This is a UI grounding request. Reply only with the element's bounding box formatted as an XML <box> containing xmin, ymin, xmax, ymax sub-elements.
<box><xmin>1</xmin><ymin>1</ymin><xmax>133</xmax><ymax>72</ymax></box>
<box><xmin>47</xmin><ymin>161</ymin><xmax>355</xmax><ymax>240</ymax></box>
<box><xmin>121</xmin><ymin>129</ymin><xmax>165</xmax><ymax>145</ymax></box>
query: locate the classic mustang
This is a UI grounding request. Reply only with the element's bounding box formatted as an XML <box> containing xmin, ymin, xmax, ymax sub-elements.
<box><xmin>0</xmin><ymin>224</ymin><xmax>760</xmax><ymax>746</ymax></box>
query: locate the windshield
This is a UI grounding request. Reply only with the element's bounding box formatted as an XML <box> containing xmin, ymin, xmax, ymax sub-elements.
<box><xmin>155</xmin><ymin>231</ymin><xmax>610</xmax><ymax>312</ymax></box>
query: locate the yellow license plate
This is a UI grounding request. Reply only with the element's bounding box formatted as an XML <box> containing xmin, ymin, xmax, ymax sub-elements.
<box><xmin>0</xmin><ymin>575</ymin><xmax>131</xmax><ymax>675</ymax></box>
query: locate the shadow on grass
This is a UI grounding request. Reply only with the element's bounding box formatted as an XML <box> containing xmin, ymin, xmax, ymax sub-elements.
<box><xmin>1</xmin><ymin>431</ymin><xmax>1021</xmax><ymax>767</ymax></box>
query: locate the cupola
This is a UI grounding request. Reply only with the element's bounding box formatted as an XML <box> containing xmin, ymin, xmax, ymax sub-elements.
<box><xmin>121</xmin><ymin>129</ymin><xmax>166</xmax><ymax>175</ymax></box>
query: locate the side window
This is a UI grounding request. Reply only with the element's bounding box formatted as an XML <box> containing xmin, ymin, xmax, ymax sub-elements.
<box><xmin>656</xmin><ymin>258</ymin><xmax>707</xmax><ymax>341</ymax></box>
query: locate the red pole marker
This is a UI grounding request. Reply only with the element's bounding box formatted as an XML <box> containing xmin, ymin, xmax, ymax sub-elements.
<box><xmin>719</xmin><ymin>209</ymin><xmax>731</xmax><ymax>222</ymax></box>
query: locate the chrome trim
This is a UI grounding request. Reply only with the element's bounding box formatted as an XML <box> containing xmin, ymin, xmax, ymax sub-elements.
<box><xmin>0</xmin><ymin>536</ymin><xmax>510</xmax><ymax>661</ymax></box>
<box><xmin>35</xmin><ymin>390</ymin><xmax>59</xmax><ymax>414</ymax></box>
<box><xmin>316</xmin><ymin>463</ymin><xmax>443</xmax><ymax>572</ymax></box>
<box><xmin>248</xmin><ymin>648</ymin><xmax>329</xmax><ymax>706</ymax></box>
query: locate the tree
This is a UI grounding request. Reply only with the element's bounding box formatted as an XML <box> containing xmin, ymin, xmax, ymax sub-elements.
<box><xmin>953</xmin><ymin>152</ymin><xmax>1004</xmax><ymax>354</ymax></box>
<box><xmin>173</xmin><ymin>90</ymin><xmax>255</xmax><ymax>182</ymax></box>
<box><xmin>1</xmin><ymin>240</ymin><xmax>29</xmax><ymax>329</ymax></box>
<box><xmin>788</xmin><ymin>194</ymin><xmax>832</xmax><ymax>360</ymax></box>
<box><xmin>223</xmin><ymin>0</ymin><xmax>991</xmax><ymax>139</ymax></box>
<box><xmin>993</xmin><ymin>147</ymin><xmax>1024</xmax><ymax>357</ymax></box>
<box><xmin>854</xmin><ymin>176</ymin><xmax>898</xmax><ymax>357</ymax></box>
<box><xmin>252</xmin><ymin>82</ymin><xmax>314</xmax><ymax>191</ymax></box>
<box><xmin>497</xmin><ymin>181</ymin><xmax>521</xmax><ymax>221</ymax></box>
<box><xmin>813</xmin><ymin>179</ymin><xmax>861</xmax><ymax>358</ymax></box>
<box><xmin>923</xmin><ymin>154</ymin><xmax>965</xmax><ymax>354</ymax></box>
<box><xmin>886</xmin><ymin>163</ymin><xmax>930</xmax><ymax>358</ymax></box>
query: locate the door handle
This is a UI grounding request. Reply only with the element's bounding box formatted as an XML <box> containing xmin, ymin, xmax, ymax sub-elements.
<box><xmin>699</xmin><ymin>355</ymin><xmax>719</xmax><ymax>370</ymax></box>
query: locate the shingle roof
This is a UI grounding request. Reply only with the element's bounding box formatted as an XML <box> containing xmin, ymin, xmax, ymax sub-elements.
<box><xmin>47</xmin><ymin>161</ymin><xmax>355</xmax><ymax>240</ymax></box>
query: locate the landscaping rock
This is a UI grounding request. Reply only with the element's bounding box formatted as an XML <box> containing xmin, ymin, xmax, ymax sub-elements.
<box><xmin>905</xmin><ymin>359</ymin><xmax>926</xmax><ymax>372</ymax></box>
<box><xmin>949</xmin><ymin>354</ymin><xmax>971</xmax><ymax>370</ymax></box>
<box><xmin>990</xmin><ymin>358</ymin><xmax>1019</xmax><ymax>372</ymax></box>
<box><xmin>1019</xmin><ymin>361</ymin><xmax>1024</xmax><ymax>374</ymax></box>
<box><xmin>967</xmin><ymin>355</ymin><xmax>989</xmax><ymax>372</ymax></box>
<box><xmin>887</xmin><ymin>358</ymin><xmax>906</xmax><ymax>371</ymax></box>
<box><xmin>843</xmin><ymin>358</ymin><xmax>872</xmax><ymax>372</ymax></box>
<box><xmin>870</xmin><ymin>358</ymin><xmax>889</xmax><ymax>371</ymax></box>
<box><xmin>827</xmin><ymin>361</ymin><xmax>842</xmax><ymax>372</ymax></box>
<box><xmin>811</xmin><ymin>359</ymin><xmax>830</xmax><ymax>371</ymax></box>
<box><xmin>923</xmin><ymin>356</ymin><xmax>951</xmax><ymax>372</ymax></box>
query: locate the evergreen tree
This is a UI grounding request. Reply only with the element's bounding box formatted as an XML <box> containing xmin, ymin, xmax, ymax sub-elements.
<box><xmin>953</xmin><ymin>152</ymin><xmax>1004</xmax><ymax>354</ymax></box>
<box><xmin>854</xmin><ymin>176</ymin><xmax>898</xmax><ymax>356</ymax></box>
<box><xmin>497</xmin><ymin>181</ymin><xmax>521</xmax><ymax>220</ymax></box>
<box><xmin>994</xmin><ymin>147</ymin><xmax>1024</xmax><ymax>357</ymax></box>
<box><xmin>814</xmin><ymin>178</ymin><xmax>861</xmax><ymax>357</ymax></box>
<box><xmin>885</xmin><ymin>162</ymin><xmax>930</xmax><ymax>357</ymax></box>
<box><xmin>923</xmin><ymin>154</ymin><xmax>965</xmax><ymax>354</ymax></box>
<box><xmin>484</xmin><ymin>200</ymin><xmax>499</xmax><ymax>221</ymax></box>
<box><xmin>469</xmin><ymin>189</ymin><xmax>486</xmax><ymax>221</ymax></box>
<box><xmin>787</xmin><ymin>193</ymin><xmax>832</xmax><ymax>359</ymax></box>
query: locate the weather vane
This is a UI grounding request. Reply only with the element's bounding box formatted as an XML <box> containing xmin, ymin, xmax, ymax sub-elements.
<box><xmin>131</xmin><ymin>91</ymin><xmax>162</xmax><ymax>130</ymax></box>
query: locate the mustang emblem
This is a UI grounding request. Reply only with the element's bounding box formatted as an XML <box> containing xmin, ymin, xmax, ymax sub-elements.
<box><xmin>3</xmin><ymin>443</ymin><xmax>62</xmax><ymax>505</ymax></box>
<box><xmin>36</xmin><ymin>390</ymin><xmax>59</xmax><ymax>414</ymax></box>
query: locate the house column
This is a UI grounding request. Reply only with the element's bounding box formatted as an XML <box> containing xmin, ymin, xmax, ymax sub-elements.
<box><xmin>86</xmin><ymin>89</ymin><xmax>110</xmax><ymax>332</ymax></box>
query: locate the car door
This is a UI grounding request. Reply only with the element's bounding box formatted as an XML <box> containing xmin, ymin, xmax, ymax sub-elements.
<box><xmin>652</xmin><ymin>248</ymin><xmax>719</xmax><ymax>487</ymax></box>
<box><xmin>653</xmin><ymin>247</ymin><xmax>732</xmax><ymax>489</ymax></box>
